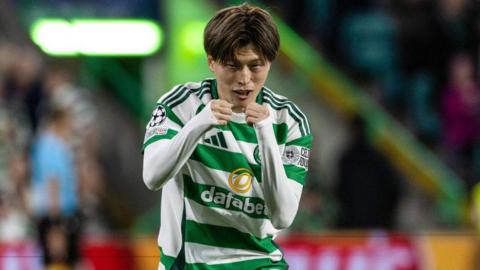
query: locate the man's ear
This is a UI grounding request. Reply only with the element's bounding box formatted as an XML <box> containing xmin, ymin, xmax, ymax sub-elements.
<box><xmin>207</xmin><ymin>55</ymin><xmax>215</xmax><ymax>72</ymax></box>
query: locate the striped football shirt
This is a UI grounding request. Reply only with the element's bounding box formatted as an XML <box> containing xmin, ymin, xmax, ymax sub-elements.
<box><xmin>143</xmin><ymin>78</ymin><xmax>312</xmax><ymax>270</ymax></box>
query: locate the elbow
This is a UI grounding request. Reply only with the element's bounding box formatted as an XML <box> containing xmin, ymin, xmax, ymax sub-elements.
<box><xmin>271</xmin><ymin>213</ymin><xmax>295</xmax><ymax>230</ymax></box>
<box><xmin>143</xmin><ymin>148</ymin><xmax>168</xmax><ymax>191</ymax></box>
<box><xmin>143</xmin><ymin>170</ymin><xmax>161</xmax><ymax>191</ymax></box>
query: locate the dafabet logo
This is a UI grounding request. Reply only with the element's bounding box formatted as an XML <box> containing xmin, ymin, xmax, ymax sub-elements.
<box><xmin>198</xmin><ymin>168</ymin><xmax>267</xmax><ymax>217</ymax></box>
<box><xmin>228</xmin><ymin>168</ymin><xmax>253</xmax><ymax>194</ymax></box>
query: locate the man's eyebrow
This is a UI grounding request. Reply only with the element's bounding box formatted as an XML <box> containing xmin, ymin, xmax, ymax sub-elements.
<box><xmin>225</xmin><ymin>58</ymin><xmax>264</xmax><ymax>65</ymax></box>
<box><xmin>249</xmin><ymin>59</ymin><xmax>264</xmax><ymax>64</ymax></box>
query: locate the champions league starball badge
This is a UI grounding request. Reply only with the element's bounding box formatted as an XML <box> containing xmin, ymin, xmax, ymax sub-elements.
<box><xmin>148</xmin><ymin>105</ymin><xmax>167</xmax><ymax>128</ymax></box>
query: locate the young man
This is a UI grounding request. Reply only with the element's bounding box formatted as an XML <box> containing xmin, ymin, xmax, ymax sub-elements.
<box><xmin>143</xmin><ymin>3</ymin><xmax>312</xmax><ymax>269</ymax></box>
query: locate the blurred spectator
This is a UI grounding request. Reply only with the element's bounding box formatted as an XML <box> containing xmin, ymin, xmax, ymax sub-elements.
<box><xmin>2</xmin><ymin>46</ymin><xmax>45</xmax><ymax>132</ymax></box>
<box><xmin>0</xmin><ymin>77</ymin><xmax>32</xmax><ymax>243</ymax></box>
<box><xmin>338</xmin><ymin>2</ymin><xmax>402</xmax><ymax>110</ymax></box>
<box><xmin>30</xmin><ymin>103</ymin><xmax>80</xmax><ymax>268</ymax></box>
<box><xmin>440</xmin><ymin>53</ymin><xmax>480</xmax><ymax>190</ymax></box>
<box><xmin>8</xmin><ymin>152</ymin><xmax>30</xmax><ymax>213</ymax></box>
<box><xmin>335</xmin><ymin>116</ymin><xmax>402</xmax><ymax>229</ymax></box>
<box><xmin>43</xmin><ymin>63</ymin><xmax>97</xmax><ymax>153</ymax></box>
<box><xmin>393</xmin><ymin>0</ymin><xmax>451</xmax><ymax>80</ymax></box>
<box><xmin>0</xmin><ymin>191</ymin><xmax>29</xmax><ymax>242</ymax></box>
<box><xmin>77</xmin><ymin>155</ymin><xmax>109</xmax><ymax>236</ymax></box>
<box><xmin>408</xmin><ymin>71</ymin><xmax>441</xmax><ymax>146</ymax></box>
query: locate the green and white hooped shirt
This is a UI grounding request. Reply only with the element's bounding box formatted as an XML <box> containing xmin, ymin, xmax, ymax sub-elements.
<box><xmin>142</xmin><ymin>79</ymin><xmax>312</xmax><ymax>270</ymax></box>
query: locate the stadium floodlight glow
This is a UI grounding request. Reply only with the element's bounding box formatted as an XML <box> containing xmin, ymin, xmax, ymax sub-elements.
<box><xmin>179</xmin><ymin>21</ymin><xmax>207</xmax><ymax>56</ymax></box>
<box><xmin>31</xmin><ymin>19</ymin><xmax>77</xmax><ymax>56</ymax></box>
<box><xmin>31</xmin><ymin>19</ymin><xmax>163</xmax><ymax>56</ymax></box>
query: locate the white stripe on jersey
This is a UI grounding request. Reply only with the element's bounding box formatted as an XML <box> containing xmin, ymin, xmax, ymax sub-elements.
<box><xmin>184</xmin><ymin>242</ymin><xmax>282</xmax><ymax>265</ymax></box>
<box><xmin>185</xmin><ymin>198</ymin><xmax>279</xmax><ymax>239</ymax></box>
<box><xmin>187</xmin><ymin>160</ymin><xmax>264</xmax><ymax>198</ymax></box>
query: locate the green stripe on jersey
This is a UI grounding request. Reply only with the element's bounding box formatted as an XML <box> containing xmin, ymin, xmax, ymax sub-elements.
<box><xmin>183</xmin><ymin>175</ymin><xmax>268</xmax><ymax>219</ymax></box>
<box><xmin>215</xmin><ymin>122</ymin><xmax>288</xmax><ymax>145</ymax></box>
<box><xmin>250</xmin><ymin>158</ymin><xmax>306</xmax><ymax>185</ymax></box>
<box><xmin>185</xmin><ymin>257</ymin><xmax>288</xmax><ymax>270</ymax></box>
<box><xmin>185</xmin><ymin>220</ymin><xmax>277</xmax><ymax>253</ymax></box>
<box><xmin>284</xmin><ymin>164</ymin><xmax>307</xmax><ymax>185</ymax></box>
<box><xmin>191</xmin><ymin>144</ymin><xmax>306</xmax><ymax>185</ymax></box>
<box><xmin>191</xmin><ymin>144</ymin><xmax>262</xmax><ymax>181</ymax></box>
<box><xmin>143</xmin><ymin>129</ymin><xmax>178</xmax><ymax>150</ymax></box>
<box><xmin>160</xmin><ymin>84</ymin><xmax>184</xmax><ymax>105</ymax></box>
<box><xmin>159</xmin><ymin>105</ymin><xmax>183</xmax><ymax>127</ymax></box>
<box><xmin>286</xmin><ymin>134</ymin><xmax>313</xmax><ymax>148</ymax></box>
<box><xmin>159</xmin><ymin>247</ymin><xmax>176</xmax><ymax>269</ymax></box>
<box><xmin>195</xmin><ymin>104</ymin><xmax>206</xmax><ymax>115</ymax></box>
<box><xmin>198</xmin><ymin>87</ymin><xmax>212</xmax><ymax>100</ymax></box>
<box><xmin>162</xmin><ymin>81</ymin><xmax>209</xmax><ymax>105</ymax></box>
<box><xmin>170</xmin><ymin>83</ymin><xmax>210</xmax><ymax>109</ymax></box>
<box><xmin>262</xmin><ymin>89</ymin><xmax>310</xmax><ymax>136</ymax></box>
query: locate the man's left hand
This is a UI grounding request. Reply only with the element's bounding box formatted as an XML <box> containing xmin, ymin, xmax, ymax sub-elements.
<box><xmin>245</xmin><ymin>103</ymin><xmax>269</xmax><ymax>125</ymax></box>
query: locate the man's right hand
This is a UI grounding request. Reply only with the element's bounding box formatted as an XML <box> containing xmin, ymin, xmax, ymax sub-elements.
<box><xmin>210</xmin><ymin>100</ymin><xmax>233</xmax><ymax>125</ymax></box>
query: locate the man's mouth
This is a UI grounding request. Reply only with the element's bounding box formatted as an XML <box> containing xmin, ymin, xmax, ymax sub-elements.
<box><xmin>233</xmin><ymin>89</ymin><xmax>252</xmax><ymax>100</ymax></box>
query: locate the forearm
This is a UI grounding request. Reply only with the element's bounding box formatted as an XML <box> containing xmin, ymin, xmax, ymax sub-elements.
<box><xmin>143</xmin><ymin>103</ymin><xmax>216</xmax><ymax>190</ymax></box>
<box><xmin>255</xmin><ymin>119</ymin><xmax>302</xmax><ymax>230</ymax></box>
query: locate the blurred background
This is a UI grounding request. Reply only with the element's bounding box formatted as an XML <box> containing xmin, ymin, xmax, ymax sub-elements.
<box><xmin>0</xmin><ymin>0</ymin><xmax>479</xmax><ymax>269</ymax></box>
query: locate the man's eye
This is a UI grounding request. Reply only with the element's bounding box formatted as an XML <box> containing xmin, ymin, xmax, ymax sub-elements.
<box><xmin>250</xmin><ymin>64</ymin><xmax>262</xmax><ymax>71</ymax></box>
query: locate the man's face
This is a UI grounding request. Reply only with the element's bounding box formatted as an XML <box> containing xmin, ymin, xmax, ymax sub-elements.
<box><xmin>208</xmin><ymin>43</ymin><xmax>271</xmax><ymax>112</ymax></box>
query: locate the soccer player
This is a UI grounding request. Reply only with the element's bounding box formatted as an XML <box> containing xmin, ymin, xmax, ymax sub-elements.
<box><xmin>142</xmin><ymin>3</ymin><xmax>312</xmax><ymax>269</ymax></box>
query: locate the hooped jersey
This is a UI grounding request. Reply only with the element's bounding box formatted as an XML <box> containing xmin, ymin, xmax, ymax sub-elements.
<box><xmin>143</xmin><ymin>78</ymin><xmax>312</xmax><ymax>270</ymax></box>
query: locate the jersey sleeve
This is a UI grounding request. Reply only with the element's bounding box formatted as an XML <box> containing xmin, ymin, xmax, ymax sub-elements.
<box><xmin>142</xmin><ymin>103</ymin><xmax>183</xmax><ymax>152</ymax></box>
<box><xmin>282</xmin><ymin>133</ymin><xmax>313</xmax><ymax>186</ymax></box>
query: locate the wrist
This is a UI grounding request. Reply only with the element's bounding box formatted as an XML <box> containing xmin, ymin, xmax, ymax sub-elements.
<box><xmin>253</xmin><ymin>115</ymin><xmax>273</xmax><ymax>129</ymax></box>
<box><xmin>196</xmin><ymin>101</ymin><xmax>218</xmax><ymax>126</ymax></box>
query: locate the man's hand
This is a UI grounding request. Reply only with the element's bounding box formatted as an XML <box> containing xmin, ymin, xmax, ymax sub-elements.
<box><xmin>246</xmin><ymin>103</ymin><xmax>269</xmax><ymax>125</ymax></box>
<box><xmin>211</xmin><ymin>100</ymin><xmax>233</xmax><ymax>125</ymax></box>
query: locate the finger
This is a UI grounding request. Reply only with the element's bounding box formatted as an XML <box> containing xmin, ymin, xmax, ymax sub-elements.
<box><xmin>246</xmin><ymin>116</ymin><xmax>257</xmax><ymax>125</ymax></box>
<box><xmin>212</xmin><ymin>103</ymin><xmax>233</xmax><ymax>115</ymax></box>
<box><xmin>245</xmin><ymin>103</ymin><xmax>258</xmax><ymax>112</ymax></box>
<box><xmin>211</xmin><ymin>100</ymin><xmax>232</xmax><ymax>110</ymax></box>
<box><xmin>246</xmin><ymin>109</ymin><xmax>263</xmax><ymax>118</ymax></box>
<box><xmin>214</xmin><ymin>112</ymin><xmax>231</xmax><ymax>122</ymax></box>
<box><xmin>246</xmin><ymin>105</ymin><xmax>265</xmax><ymax>115</ymax></box>
<box><xmin>217</xmin><ymin>107</ymin><xmax>233</xmax><ymax>115</ymax></box>
<box><xmin>210</xmin><ymin>100</ymin><xmax>220</xmax><ymax>111</ymax></box>
<box><xmin>218</xmin><ymin>100</ymin><xmax>233</xmax><ymax>108</ymax></box>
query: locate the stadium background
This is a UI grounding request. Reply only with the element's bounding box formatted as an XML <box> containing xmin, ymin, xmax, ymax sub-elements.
<box><xmin>0</xmin><ymin>0</ymin><xmax>479</xmax><ymax>269</ymax></box>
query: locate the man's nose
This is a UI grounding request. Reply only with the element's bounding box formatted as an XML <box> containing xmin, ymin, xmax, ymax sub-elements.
<box><xmin>237</xmin><ymin>66</ymin><xmax>251</xmax><ymax>85</ymax></box>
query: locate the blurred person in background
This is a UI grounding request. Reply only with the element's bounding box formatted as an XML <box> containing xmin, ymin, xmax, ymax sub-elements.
<box><xmin>335</xmin><ymin>115</ymin><xmax>402</xmax><ymax>229</ymax></box>
<box><xmin>76</xmin><ymin>155</ymin><xmax>109</xmax><ymax>237</ymax></box>
<box><xmin>43</xmin><ymin>63</ymin><xmax>97</xmax><ymax>154</ymax></box>
<box><xmin>30</xmin><ymin>103</ymin><xmax>80</xmax><ymax>269</ymax></box>
<box><xmin>440</xmin><ymin>52</ymin><xmax>480</xmax><ymax>191</ymax></box>
<box><xmin>0</xmin><ymin>152</ymin><xmax>31</xmax><ymax>242</ymax></box>
<box><xmin>2</xmin><ymin>46</ymin><xmax>45</xmax><ymax>133</ymax></box>
<box><xmin>0</xmin><ymin>69</ymin><xmax>32</xmax><ymax>243</ymax></box>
